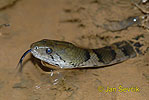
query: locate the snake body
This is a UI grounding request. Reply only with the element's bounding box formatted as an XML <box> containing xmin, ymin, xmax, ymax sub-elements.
<box><xmin>28</xmin><ymin>39</ymin><xmax>137</xmax><ymax>69</ymax></box>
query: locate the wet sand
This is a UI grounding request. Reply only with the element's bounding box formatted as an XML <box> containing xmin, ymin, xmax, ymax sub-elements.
<box><xmin>0</xmin><ymin>0</ymin><xmax>149</xmax><ymax>100</ymax></box>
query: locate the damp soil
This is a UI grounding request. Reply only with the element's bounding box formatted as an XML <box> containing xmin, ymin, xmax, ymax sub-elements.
<box><xmin>0</xmin><ymin>0</ymin><xmax>149</xmax><ymax>100</ymax></box>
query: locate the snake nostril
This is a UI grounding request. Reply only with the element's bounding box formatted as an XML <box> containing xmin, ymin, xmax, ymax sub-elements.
<box><xmin>35</xmin><ymin>46</ymin><xmax>39</xmax><ymax>49</ymax></box>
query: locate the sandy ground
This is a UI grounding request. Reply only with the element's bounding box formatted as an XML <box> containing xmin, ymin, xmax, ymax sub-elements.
<box><xmin>0</xmin><ymin>0</ymin><xmax>149</xmax><ymax>100</ymax></box>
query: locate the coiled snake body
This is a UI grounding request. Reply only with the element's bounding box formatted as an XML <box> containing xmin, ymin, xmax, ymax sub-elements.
<box><xmin>18</xmin><ymin>39</ymin><xmax>138</xmax><ymax>71</ymax></box>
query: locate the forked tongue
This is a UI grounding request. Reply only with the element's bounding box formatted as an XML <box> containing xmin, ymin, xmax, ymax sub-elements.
<box><xmin>17</xmin><ymin>49</ymin><xmax>32</xmax><ymax>72</ymax></box>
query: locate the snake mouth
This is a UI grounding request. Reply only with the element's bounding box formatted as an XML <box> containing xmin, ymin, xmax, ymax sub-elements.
<box><xmin>17</xmin><ymin>49</ymin><xmax>32</xmax><ymax>72</ymax></box>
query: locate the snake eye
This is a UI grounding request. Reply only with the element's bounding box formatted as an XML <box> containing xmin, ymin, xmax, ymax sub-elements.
<box><xmin>46</xmin><ymin>48</ymin><xmax>52</xmax><ymax>54</ymax></box>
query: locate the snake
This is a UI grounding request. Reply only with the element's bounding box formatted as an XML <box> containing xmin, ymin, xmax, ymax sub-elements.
<box><xmin>18</xmin><ymin>39</ymin><xmax>142</xmax><ymax>72</ymax></box>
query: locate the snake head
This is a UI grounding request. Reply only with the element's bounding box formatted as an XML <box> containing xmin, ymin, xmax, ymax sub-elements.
<box><xmin>17</xmin><ymin>39</ymin><xmax>59</xmax><ymax>72</ymax></box>
<box><xmin>30</xmin><ymin>39</ymin><xmax>75</xmax><ymax>69</ymax></box>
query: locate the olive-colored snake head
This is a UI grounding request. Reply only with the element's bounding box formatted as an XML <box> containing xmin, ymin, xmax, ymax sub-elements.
<box><xmin>30</xmin><ymin>39</ymin><xmax>59</xmax><ymax>68</ymax></box>
<box><xmin>30</xmin><ymin>39</ymin><xmax>77</xmax><ymax>69</ymax></box>
<box><xmin>17</xmin><ymin>39</ymin><xmax>66</xmax><ymax>72</ymax></box>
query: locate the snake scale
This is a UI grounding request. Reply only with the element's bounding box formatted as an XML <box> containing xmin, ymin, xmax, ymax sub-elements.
<box><xmin>18</xmin><ymin>39</ymin><xmax>140</xmax><ymax>71</ymax></box>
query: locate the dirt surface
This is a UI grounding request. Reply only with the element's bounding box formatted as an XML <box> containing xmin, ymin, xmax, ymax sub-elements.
<box><xmin>0</xmin><ymin>0</ymin><xmax>149</xmax><ymax>100</ymax></box>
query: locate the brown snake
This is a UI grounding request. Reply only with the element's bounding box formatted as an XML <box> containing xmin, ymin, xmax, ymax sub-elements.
<box><xmin>18</xmin><ymin>39</ymin><xmax>142</xmax><ymax>71</ymax></box>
